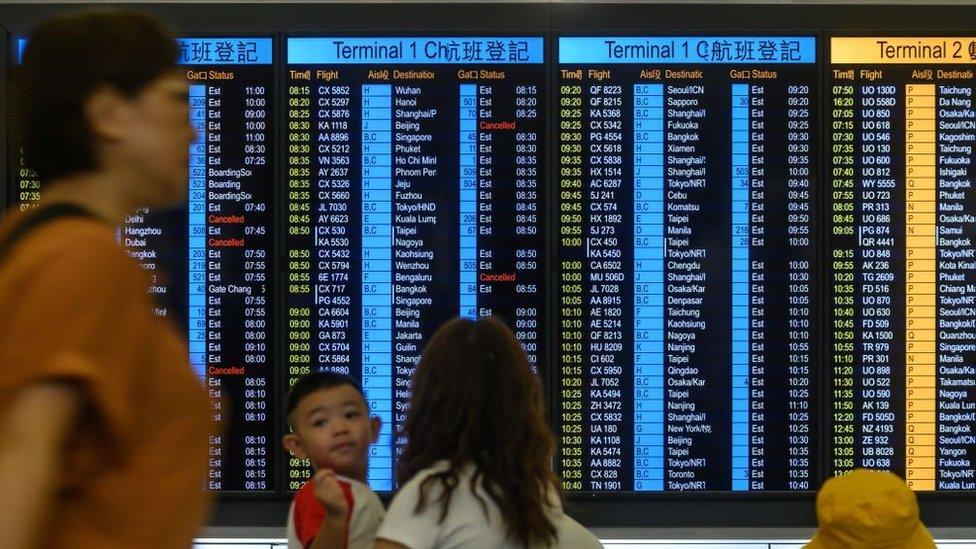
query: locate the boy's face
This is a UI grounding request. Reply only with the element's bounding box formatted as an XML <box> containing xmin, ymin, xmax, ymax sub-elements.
<box><xmin>283</xmin><ymin>385</ymin><xmax>381</xmax><ymax>481</ymax></box>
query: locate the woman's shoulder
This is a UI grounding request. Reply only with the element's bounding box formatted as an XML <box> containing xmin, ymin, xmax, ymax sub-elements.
<box><xmin>549</xmin><ymin>512</ymin><xmax>602</xmax><ymax>549</ymax></box>
<box><xmin>395</xmin><ymin>460</ymin><xmax>456</xmax><ymax>495</ymax></box>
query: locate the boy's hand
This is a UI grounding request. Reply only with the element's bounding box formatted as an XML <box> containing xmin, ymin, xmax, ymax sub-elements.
<box><xmin>312</xmin><ymin>469</ymin><xmax>349</xmax><ymax>519</ymax></box>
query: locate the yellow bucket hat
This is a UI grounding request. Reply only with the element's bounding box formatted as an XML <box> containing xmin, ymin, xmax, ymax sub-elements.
<box><xmin>806</xmin><ymin>469</ymin><xmax>935</xmax><ymax>549</ymax></box>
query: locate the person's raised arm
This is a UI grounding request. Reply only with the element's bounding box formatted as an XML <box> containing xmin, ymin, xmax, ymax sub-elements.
<box><xmin>308</xmin><ymin>469</ymin><xmax>351</xmax><ymax>549</ymax></box>
<box><xmin>0</xmin><ymin>382</ymin><xmax>81</xmax><ymax>549</ymax></box>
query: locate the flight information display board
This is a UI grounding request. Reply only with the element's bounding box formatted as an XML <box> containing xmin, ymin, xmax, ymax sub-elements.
<box><xmin>555</xmin><ymin>36</ymin><xmax>819</xmax><ymax>492</ymax></box>
<box><xmin>828</xmin><ymin>36</ymin><xmax>976</xmax><ymax>491</ymax></box>
<box><xmin>10</xmin><ymin>37</ymin><xmax>277</xmax><ymax>492</ymax></box>
<box><xmin>12</xmin><ymin>18</ymin><xmax>976</xmax><ymax>501</ymax></box>
<box><xmin>182</xmin><ymin>37</ymin><xmax>277</xmax><ymax>492</ymax></box>
<box><xmin>283</xmin><ymin>36</ymin><xmax>546</xmax><ymax>490</ymax></box>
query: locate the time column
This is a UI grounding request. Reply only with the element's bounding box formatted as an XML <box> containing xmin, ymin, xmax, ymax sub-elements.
<box><xmin>558</xmin><ymin>77</ymin><xmax>586</xmax><ymax>491</ymax></box>
<box><xmin>284</xmin><ymin>75</ymin><xmax>314</xmax><ymax>489</ymax></box>
<box><xmin>829</xmin><ymin>79</ymin><xmax>858</xmax><ymax>475</ymax></box>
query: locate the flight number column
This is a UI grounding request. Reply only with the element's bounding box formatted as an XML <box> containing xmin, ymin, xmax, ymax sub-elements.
<box><xmin>583</xmin><ymin>76</ymin><xmax>629</xmax><ymax>491</ymax></box>
<box><xmin>857</xmin><ymin>81</ymin><xmax>901</xmax><ymax>473</ymax></box>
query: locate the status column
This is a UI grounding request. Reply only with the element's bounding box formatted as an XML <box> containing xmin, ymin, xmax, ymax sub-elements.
<box><xmin>361</xmin><ymin>84</ymin><xmax>394</xmax><ymax>490</ymax></box>
<box><xmin>731</xmin><ymin>83</ymin><xmax>751</xmax><ymax>491</ymax></box>
<box><xmin>904</xmin><ymin>83</ymin><xmax>936</xmax><ymax>491</ymax></box>
<box><xmin>633</xmin><ymin>83</ymin><xmax>665</xmax><ymax>491</ymax></box>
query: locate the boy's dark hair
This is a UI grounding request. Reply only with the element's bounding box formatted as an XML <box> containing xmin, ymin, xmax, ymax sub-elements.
<box><xmin>286</xmin><ymin>372</ymin><xmax>366</xmax><ymax>425</ymax></box>
<box><xmin>13</xmin><ymin>9</ymin><xmax>178</xmax><ymax>181</ymax></box>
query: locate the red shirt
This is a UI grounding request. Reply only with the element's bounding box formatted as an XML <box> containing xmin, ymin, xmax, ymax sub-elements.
<box><xmin>291</xmin><ymin>478</ymin><xmax>355</xmax><ymax>548</ymax></box>
<box><xmin>288</xmin><ymin>475</ymin><xmax>386</xmax><ymax>549</ymax></box>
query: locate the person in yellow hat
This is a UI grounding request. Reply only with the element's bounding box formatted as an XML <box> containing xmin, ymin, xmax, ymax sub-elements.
<box><xmin>806</xmin><ymin>469</ymin><xmax>935</xmax><ymax>548</ymax></box>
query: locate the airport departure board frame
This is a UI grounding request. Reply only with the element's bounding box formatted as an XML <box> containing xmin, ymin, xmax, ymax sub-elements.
<box><xmin>2</xmin><ymin>1</ymin><xmax>976</xmax><ymax>530</ymax></box>
<box><xmin>280</xmin><ymin>31</ymin><xmax>550</xmax><ymax>493</ymax></box>
<box><xmin>553</xmin><ymin>32</ymin><xmax>822</xmax><ymax>495</ymax></box>
<box><xmin>825</xmin><ymin>33</ymin><xmax>976</xmax><ymax>493</ymax></box>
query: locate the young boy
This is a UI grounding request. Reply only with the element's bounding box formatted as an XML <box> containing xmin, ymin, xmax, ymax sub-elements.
<box><xmin>283</xmin><ymin>372</ymin><xmax>385</xmax><ymax>549</ymax></box>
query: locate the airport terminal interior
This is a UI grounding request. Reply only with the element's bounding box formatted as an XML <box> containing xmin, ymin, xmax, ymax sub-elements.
<box><xmin>3</xmin><ymin>1</ymin><xmax>976</xmax><ymax>547</ymax></box>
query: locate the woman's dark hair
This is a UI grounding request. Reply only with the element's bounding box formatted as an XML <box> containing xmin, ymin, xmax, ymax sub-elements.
<box><xmin>397</xmin><ymin>316</ymin><xmax>560</xmax><ymax>547</ymax></box>
<box><xmin>13</xmin><ymin>9</ymin><xmax>178</xmax><ymax>181</ymax></box>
